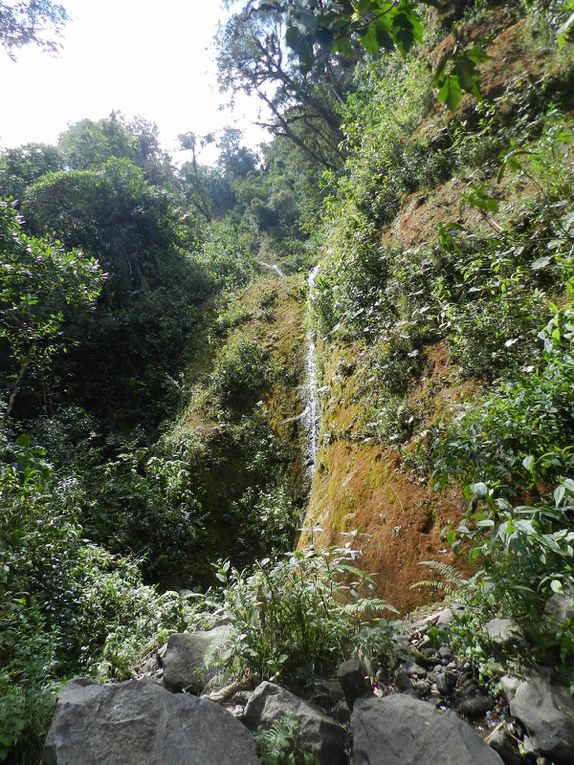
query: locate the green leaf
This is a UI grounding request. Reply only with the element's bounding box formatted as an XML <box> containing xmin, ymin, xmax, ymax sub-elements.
<box><xmin>554</xmin><ymin>485</ymin><xmax>566</xmax><ymax>507</ymax></box>
<box><xmin>437</xmin><ymin>75</ymin><xmax>463</xmax><ymax>111</ymax></box>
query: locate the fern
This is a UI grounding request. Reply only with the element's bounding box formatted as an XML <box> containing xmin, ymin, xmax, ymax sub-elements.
<box><xmin>410</xmin><ymin>560</ymin><xmax>467</xmax><ymax>595</ymax></box>
<box><xmin>255</xmin><ymin>717</ymin><xmax>320</xmax><ymax>765</ymax></box>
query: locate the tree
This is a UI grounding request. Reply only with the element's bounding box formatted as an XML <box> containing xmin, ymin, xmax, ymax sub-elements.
<box><xmin>233</xmin><ymin>1</ymin><xmax>490</xmax><ymax>112</ymax></box>
<box><xmin>0</xmin><ymin>201</ymin><xmax>103</xmax><ymax>420</ymax></box>
<box><xmin>0</xmin><ymin>142</ymin><xmax>63</xmax><ymax>202</ymax></box>
<box><xmin>217</xmin><ymin>1</ymin><xmax>353</xmax><ymax>170</ymax></box>
<box><xmin>0</xmin><ymin>0</ymin><xmax>68</xmax><ymax>57</ymax></box>
<box><xmin>58</xmin><ymin>112</ymin><xmax>175</xmax><ymax>188</ymax></box>
<box><xmin>23</xmin><ymin>158</ymin><xmax>174</xmax><ymax>294</ymax></box>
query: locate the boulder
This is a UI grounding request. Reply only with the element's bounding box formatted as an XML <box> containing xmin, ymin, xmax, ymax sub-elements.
<box><xmin>507</xmin><ymin>669</ymin><xmax>574</xmax><ymax>764</ymax></box>
<box><xmin>544</xmin><ymin>592</ymin><xmax>574</xmax><ymax>629</ymax></box>
<box><xmin>484</xmin><ymin>618</ymin><xmax>521</xmax><ymax>646</ymax></box>
<box><xmin>243</xmin><ymin>681</ymin><xmax>347</xmax><ymax>765</ymax></box>
<box><xmin>337</xmin><ymin>658</ymin><xmax>371</xmax><ymax>709</ymax></box>
<box><xmin>42</xmin><ymin>678</ymin><xmax>259</xmax><ymax>765</ymax></box>
<box><xmin>351</xmin><ymin>695</ymin><xmax>503</xmax><ymax>765</ymax></box>
<box><xmin>161</xmin><ymin>626</ymin><xmax>228</xmax><ymax>693</ymax></box>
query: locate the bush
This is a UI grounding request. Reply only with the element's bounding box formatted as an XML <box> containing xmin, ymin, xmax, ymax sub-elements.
<box><xmin>210</xmin><ymin>545</ymin><xmax>398</xmax><ymax>688</ymax></box>
<box><xmin>211</xmin><ymin>333</ymin><xmax>276</xmax><ymax>412</ymax></box>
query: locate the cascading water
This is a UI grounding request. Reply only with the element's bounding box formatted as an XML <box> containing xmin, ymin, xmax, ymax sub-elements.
<box><xmin>260</xmin><ymin>261</ymin><xmax>286</xmax><ymax>277</ymax></box>
<box><xmin>304</xmin><ymin>265</ymin><xmax>320</xmax><ymax>481</ymax></box>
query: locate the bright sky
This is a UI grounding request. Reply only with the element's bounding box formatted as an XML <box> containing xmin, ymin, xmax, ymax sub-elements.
<box><xmin>0</xmin><ymin>0</ymin><xmax>269</xmax><ymax>162</ymax></box>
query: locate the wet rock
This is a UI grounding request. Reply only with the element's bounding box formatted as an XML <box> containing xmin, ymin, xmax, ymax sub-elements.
<box><xmin>507</xmin><ymin>669</ymin><xmax>574</xmax><ymax>765</ymax></box>
<box><xmin>337</xmin><ymin>658</ymin><xmax>371</xmax><ymax>709</ymax></box>
<box><xmin>352</xmin><ymin>695</ymin><xmax>503</xmax><ymax>764</ymax></box>
<box><xmin>244</xmin><ymin>681</ymin><xmax>347</xmax><ymax>765</ymax></box>
<box><xmin>456</xmin><ymin>694</ymin><xmax>492</xmax><ymax>719</ymax></box>
<box><xmin>485</xmin><ymin>722</ymin><xmax>525</xmax><ymax>765</ymax></box>
<box><xmin>404</xmin><ymin>661</ymin><xmax>427</xmax><ymax>678</ymax></box>
<box><xmin>162</xmin><ymin>626</ymin><xmax>228</xmax><ymax>694</ymax></box>
<box><xmin>42</xmin><ymin>678</ymin><xmax>259</xmax><ymax>765</ymax></box>
<box><xmin>395</xmin><ymin>668</ymin><xmax>414</xmax><ymax>692</ymax></box>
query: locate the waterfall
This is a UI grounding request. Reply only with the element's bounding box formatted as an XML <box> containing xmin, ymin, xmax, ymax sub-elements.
<box><xmin>304</xmin><ymin>265</ymin><xmax>320</xmax><ymax>481</ymax></box>
<box><xmin>260</xmin><ymin>261</ymin><xmax>286</xmax><ymax>277</ymax></box>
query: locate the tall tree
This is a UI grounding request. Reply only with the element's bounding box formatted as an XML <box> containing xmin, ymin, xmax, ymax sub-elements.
<box><xmin>0</xmin><ymin>0</ymin><xmax>68</xmax><ymax>57</ymax></box>
<box><xmin>217</xmin><ymin>1</ymin><xmax>353</xmax><ymax>170</ymax></box>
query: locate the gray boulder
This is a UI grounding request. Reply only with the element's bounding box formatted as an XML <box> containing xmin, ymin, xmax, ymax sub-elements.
<box><xmin>544</xmin><ymin>592</ymin><xmax>574</xmax><ymax>629</ymax></box>
<box><xmin>42</xmin><ymin>678</ymin><xmax>259</xmax><ymax>765</ymax></box>
<box><xmin>484</xmin><ymin>618</ymin><xmax>521</xmax><ymax>646</ymax></box>
<box><xmin>351</xmin><ymin>695</ymin><xmax>503</xmax><ymax>765</ymax></box>
<box><xmin>337</xmin><ymin>658</ymin><xmax>371</xmax><ymax>709</ymax></box>
<box><xmin>506</xmin><ymin>669</ymin><xmax>574</xmax><ymax>764</ymax></box>
<box><xmin>162</xmin><ymin>626</ymin><xmax>228</xmax><ymax>693</ymax></box>
<box><xmin>244</xmin><ymin>681</ymin><xmax>347</xmax><ymax>765</ymax></box>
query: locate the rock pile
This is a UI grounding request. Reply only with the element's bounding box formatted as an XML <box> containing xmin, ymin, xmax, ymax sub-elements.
<box><xmin>43</xmin><ymin>611</ymin><xmax>574</xmax><ymax>764</ymax></box>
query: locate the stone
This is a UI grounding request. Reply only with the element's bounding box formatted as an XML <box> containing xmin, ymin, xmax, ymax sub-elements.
<box><xmin>395</xmin><ymin>668</ymin><xmax>414</xmax><ymax>692</ymax></box>
<box><xmin>436</xmin><ymin>670</ymin><xmax>456</xmax><ymax>695</ymax></box>
<box><xmin>485</xmin><ymin>722</ymin><xmax>525</xmax><ymax>765</ymax></box>
<box><xmin>337</xmin><ymin>658</ymin><xmax>371</xmax><ymax>709</ymax></box>
<box><xmin>42</xmin><ymin>678</ymin><xmax>259</xmax><ymax>765</ymax></box>
<box><xmin>243</xmin><ymin>681</ymin><xmax>347</xmax><ymax>765</ymax></box>
<box><xmin>500</xmin><ymin>675</ymin><xmax>520</xmax><ymax>705</ymax></box>
<box><xmin>544</xmin><ymin>592</ymin><xmax>574</xmax><ymax>629</ymax></box>
<box><xmin>352</xmin><ymin>695</ymin><xmax>503</xmax><ymax>765</ymax></box>
<box><xmin>485</xmin><ymin>618</ymin><xmax>521</xmax><ymax>646</ymax></box>
<box><xmin>403</xmin><ymin>661</ymin><xmax>427</xmax><ymax>678</ymax></box>
<box><xmin>436</xmin><ymin>608</ymin><xmax>454</xmax><ymax>628</ymax></box>
<box><xmin>508</xmin><ymin>669</ymin><xmax>574</xmax><ymax>765</ymax></box>
<box><xmin>161</xmin><ymin>626</ymin><xmax>228</xmax><ymax>694</ymax></box>
<box><xmin>456</xmin><ymin>694</ymin><xmax>492</xmax><ymax>719</ymax></box>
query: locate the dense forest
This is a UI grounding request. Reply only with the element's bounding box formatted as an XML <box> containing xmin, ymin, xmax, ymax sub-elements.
<box><xmin>1</xmin><ymin>0</ymin><xmax>574</xmax><ymax>763</ymax></box>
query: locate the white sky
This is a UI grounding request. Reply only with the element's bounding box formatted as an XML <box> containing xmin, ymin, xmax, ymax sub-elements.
<box><xmin>0</xmin><ymin>0</ymin><xmax>269</xmax><ymax>162</ymax></box>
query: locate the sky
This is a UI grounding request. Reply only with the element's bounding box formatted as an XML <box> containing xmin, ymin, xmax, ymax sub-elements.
<box><xmin>0</xmin><ymin>0</ymin><xmax>269</xmax><ymax>162</ymax></box>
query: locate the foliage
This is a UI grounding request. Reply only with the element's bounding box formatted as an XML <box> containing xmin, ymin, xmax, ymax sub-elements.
<box><xmin>210</xmin><ymin>544</ymin><xmax>397</xmax><ymax>687</ymax></box>
<box><xmin>0</xmin><ymin>201</ymin><xmax>103</xmax><ymax>420</ymax></box>
<box><xmin>0</xmin><ymin>430</ymin><xmax>188</xmax><ymax>759</ymax></box>
<box><xmin>211</xmin><ymin>332</ymin><xmax>276</xmax><ymax>412</ymax></box>
<box><xmin>442</xmin><ymin>478</ymin><xmax>574</xmax><ymax>690</ymax></box>
<box><xmin>255</xmin><ymin>717</ymin><xmax>320</xmax><ymax>765</ymax></box>
<box><xmin>0</xmin><ymin>0</ymin><xmax>67</xmax><ymax>57</ymax></box>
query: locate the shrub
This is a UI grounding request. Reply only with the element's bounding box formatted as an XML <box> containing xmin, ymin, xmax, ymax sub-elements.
<box><xmin>210</xmin><ymin>545</ymin><xmax>398</xmax><ymax>688</ymax></box>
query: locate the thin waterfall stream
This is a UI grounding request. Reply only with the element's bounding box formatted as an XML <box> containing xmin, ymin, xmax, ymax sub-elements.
<box><xmin>304</xmin><ymin>265</ymin><xmax>320</xmax><ymax>481</ymax></box>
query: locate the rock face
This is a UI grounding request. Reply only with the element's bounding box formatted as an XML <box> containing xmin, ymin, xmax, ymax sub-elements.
<box><xmin>244</xmin><ymin>681</ymin><xmax>347</xmax><ymax>765</ymax></box>
<box><xmin>42</xmin><ymin>678</ymin><xmax>259</xmax><ymax>765</ymax></box>
<box><xmin>505</xmin><ymin>669</ymin><xmax>574</xmax><ymax>765</ymax></box>
<box><xmin>161</xmin><ymin>626</ymin><xmax>227</xmax><ymax>693</ymax></box>
<box><xmin>351</xmin><ymin>695</ymin><xmax>503</xmax><ymax>765</ymax></box>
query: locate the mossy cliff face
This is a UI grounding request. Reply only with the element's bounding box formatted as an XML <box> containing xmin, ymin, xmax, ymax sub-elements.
<box><xmin>300</xmin><ymin>336</ymin><xmax>466</xmax><ymax>613</ymax></box>
<box><xmin>300</xmin><ymin>3</ymin><xmax>574</xmax><ymax>613</ymax></box>
<box><xmin>162</xmin><ymin>274</ymin><xmax>308</xmax><ymax>583</ymax></box>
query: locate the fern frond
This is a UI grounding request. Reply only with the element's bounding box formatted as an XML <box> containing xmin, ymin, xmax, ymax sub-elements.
<box><xmin>340</xmin><ymin>597</ymin><xmax>398</xmax><ymax>616</ymax></box>
<box><xmin>410</xmin><ymin>560</ymin><xmax>467</xmax><ymax>592</ymax></box>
